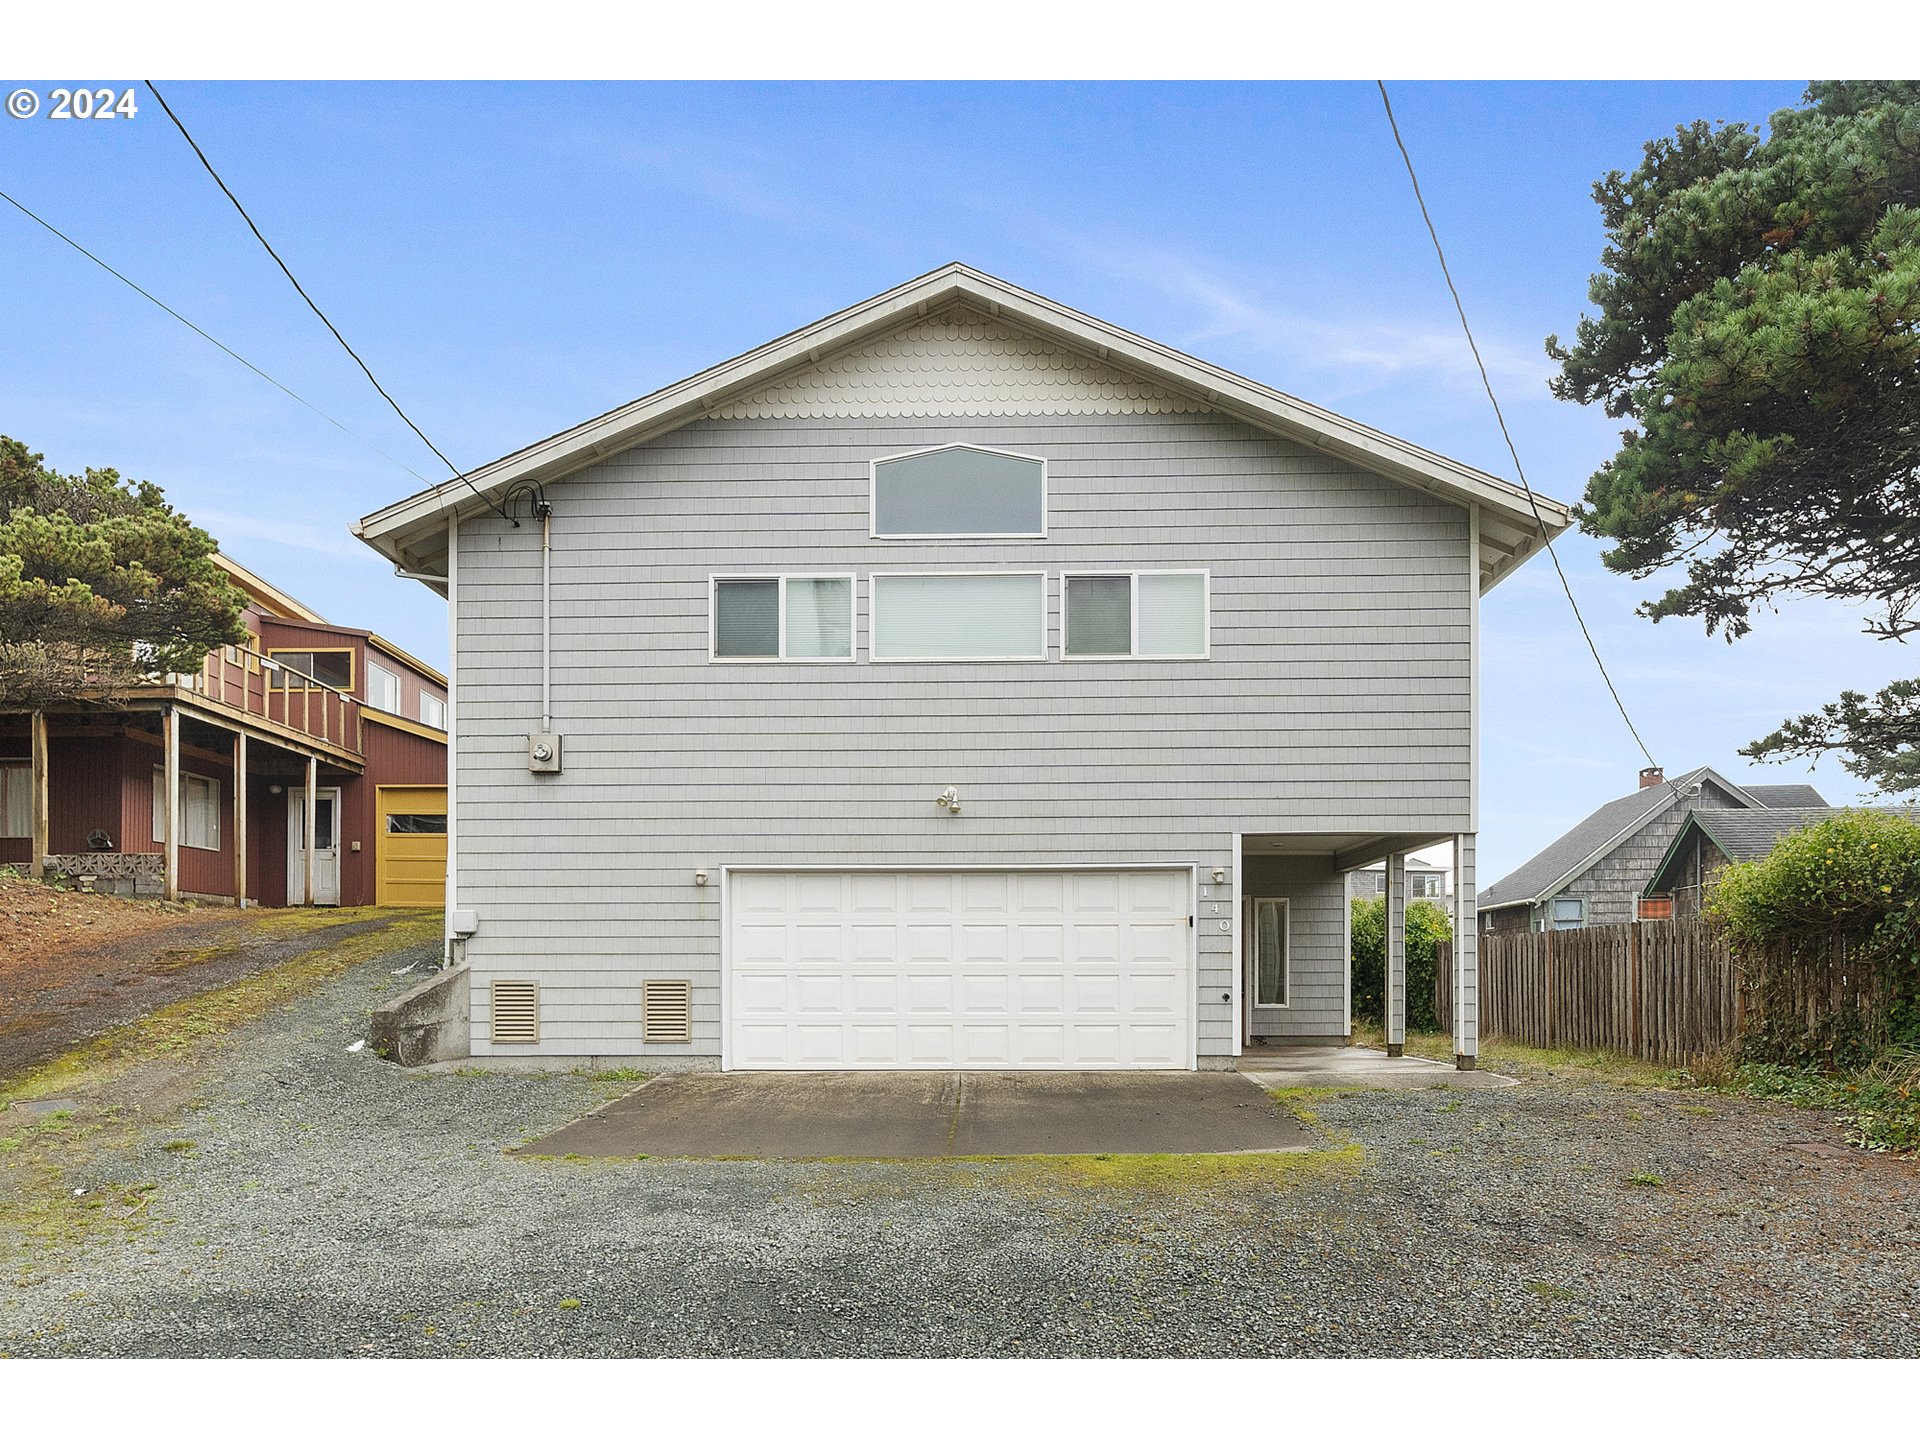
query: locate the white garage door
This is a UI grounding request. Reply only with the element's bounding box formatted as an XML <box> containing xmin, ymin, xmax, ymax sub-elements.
<box><xmin>727</xmin><ymin>869</ymin><xmax>1193</xmax><ymax>1070</ymax></box>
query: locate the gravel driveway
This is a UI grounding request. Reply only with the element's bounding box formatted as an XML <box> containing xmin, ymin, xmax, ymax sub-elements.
<box><xmin>4</xmin><ymin>945</ymin><xmax>1917</xmax><ymax>1357</ymax></box>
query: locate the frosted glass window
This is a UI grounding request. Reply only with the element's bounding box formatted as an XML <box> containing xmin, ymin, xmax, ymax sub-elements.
<box><xmin>1065</xmin><ymin>575</ymin><xmax>1131</xmax><ymax>655</ymax></box>
<box><xmin>1138</xmin><ymin>572</ymin><xmax>1208</xmax><ymax>656</ymax></box>
<box><xmin>784</xmin><ymin>577</ymin><xmax>853</xmax><ymax>659</ymax></box>
<box><xmin>872</xmin><ymin>573</ymin><xmax>1045</xmax><ymax>660</ymax></box>
<box><xmin>714</xmin><ymin>580</ymin><xmax>779</xmax><ymax>658</ymax></box>
<box><xmin>1065</xmin><ymin>571</ymin><xmax>1208</xmax><ymax>658</ymax></box>
<box><xmin>872</xmin><ymin>446</ymin><xmax>1045</xmax><ymax>537</ymax></box>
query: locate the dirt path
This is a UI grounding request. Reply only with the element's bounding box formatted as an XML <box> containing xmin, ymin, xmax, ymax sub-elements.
<box><xmin>0</xmin><ymin>888</ymin><xmax>419</xmax><ymax>1082</ymax></box>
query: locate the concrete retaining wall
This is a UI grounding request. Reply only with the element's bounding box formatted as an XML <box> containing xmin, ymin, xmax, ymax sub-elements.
<box><xmin>370</xmin><ymin>964</ymin><xmax>470</xmax><ymax>1067</ymax></box>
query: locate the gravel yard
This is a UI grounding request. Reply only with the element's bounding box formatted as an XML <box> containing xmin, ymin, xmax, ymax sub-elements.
<box><xmin>3</xmin><ymin>942</ymin><xmax>1917</xmax><ymax>1358</ymax></box>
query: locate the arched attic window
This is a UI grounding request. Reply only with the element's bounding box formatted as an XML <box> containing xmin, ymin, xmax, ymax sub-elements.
<box><xmin>869</xmin><ymin>443</ymin><xmax>1047</xmax><ymax>539</ymax></box>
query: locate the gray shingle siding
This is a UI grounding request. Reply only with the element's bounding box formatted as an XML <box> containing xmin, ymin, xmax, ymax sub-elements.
<box><xmin>454</xmin><ymin>409</ymin><xmax>1473</xmax><ymax>1057</ymax></box>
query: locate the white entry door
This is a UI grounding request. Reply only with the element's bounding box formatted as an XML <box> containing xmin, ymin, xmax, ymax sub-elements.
<box><xmin>288</xmin><ymin>787</ymin><xmax>342</xmax><ymax>906</ymax></box>
<box><xmin>727</xmin><ymin>868</ymin><xmax>1193</xmax><ymax>1070</ymax></box>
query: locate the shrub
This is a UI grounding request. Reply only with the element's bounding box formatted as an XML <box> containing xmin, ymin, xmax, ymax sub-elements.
<box><xmin>1350</xmin><ymin>894</ymin><xmax>1451</xmax><ymax>1029</ymax></box>
<box><xmin>1710</xmin><ymin>809</ymin><xmax>1920</xmax><ymax>1064</ymax></box>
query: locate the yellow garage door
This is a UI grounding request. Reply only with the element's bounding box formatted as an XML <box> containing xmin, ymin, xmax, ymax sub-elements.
<box><xmin>376</xmin><ymin>785</ymin><xmax>447</xmax><ymax>908</ymax></box>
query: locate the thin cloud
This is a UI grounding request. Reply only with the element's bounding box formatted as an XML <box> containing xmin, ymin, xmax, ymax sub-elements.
<box><xmin>192</xmin><ymin>508</ymin><xmax>366</xmax><ymax>562</ymax></box>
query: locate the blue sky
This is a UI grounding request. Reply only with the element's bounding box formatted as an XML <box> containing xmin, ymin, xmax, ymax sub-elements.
<box><xmin>3</xmin><ymin>80</ymin><xmax>1908</xmax><ymax>882</ymax></box>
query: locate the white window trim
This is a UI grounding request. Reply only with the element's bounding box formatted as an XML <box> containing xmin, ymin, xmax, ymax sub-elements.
<box><xmin>150</xmin><ymin>766</ymin><xmax>221</xmax><ymax>852</ymax></box>
<box><xmin>1060</xmin><ymin>569</ymin><xmax>1211</xmax><ymax>661</ymax></box>
<box><xmin>1548</xmin><ymin>895</ymin><xmax>1586</xmax><ymax>930</ymax></box>
<box><xmin>867</xmin><ymin>569</ymin><xmax>1049</xmax><ymax>664</ymax></box>
<box><xmin>708</xmin><ymin>573</ymin><xmax>857</xmax><ymax>664</ymax></box>
<box><xmin>367</xmin><ymin>661</ymin><xmax>402</xmax><ymax>714</ymax></box>
<box><xmin>1251</xmin><ymin>895</ymin><xmax>1291</xmax><ymax>1010</ymax></box>
<box><xmin>869</xmin><ymin>442</ymin><xmax>1049</xmax><ymax>541</ymax></box>
<box><xmin>420</xmin><ymin>693</ymin><xmax>447</xmax><ymax>729</ymax></box>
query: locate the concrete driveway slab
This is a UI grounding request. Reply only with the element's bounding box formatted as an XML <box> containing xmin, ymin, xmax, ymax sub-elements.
<box><xmin>1239</xmin><ymin>1045</ymin><xmax>1518</xmax><ymax>1090</ymax></box>
<box><xmin>519</xmin><ymin>1071</ymin><xmax>1317</xmax><ymax>1158</ymax></box>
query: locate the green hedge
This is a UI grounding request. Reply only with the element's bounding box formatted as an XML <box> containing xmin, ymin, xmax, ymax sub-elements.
<box><xmin>1349</xmin><ymin>895</ymin><xmax>1452</xmax><ymax>1029</ymax></box>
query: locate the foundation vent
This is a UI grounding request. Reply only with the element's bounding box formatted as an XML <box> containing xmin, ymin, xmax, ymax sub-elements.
<box><xmin>490</xmin><ymin>980</ymin><xmax>540</xmax><ymax>1045</ymax></box>
<box><xmin>642</xmin><ymin>979</ymin><xmax>694</xmax><ymax>1045</ymax></box>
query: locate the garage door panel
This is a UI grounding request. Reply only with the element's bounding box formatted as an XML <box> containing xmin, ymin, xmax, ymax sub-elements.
<box><xmin>728</xmin><ymin>868</ymin><xmax>1191</xmax><ymax>1070</ymax></box>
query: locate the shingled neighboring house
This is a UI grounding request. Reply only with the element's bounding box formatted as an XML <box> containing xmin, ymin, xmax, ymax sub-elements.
<box><xmin>1643</xmin><ymin>804</ymin><xmax>1913</xmax><ymax>921</ymax></box>
<box><xmin>1477</xmin><ymin>766</ymin><xmax>1827</xmax><ymax>936</ymax></box>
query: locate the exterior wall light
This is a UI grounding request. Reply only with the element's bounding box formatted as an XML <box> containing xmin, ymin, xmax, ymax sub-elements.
<box><xmin>935</xmin><ymin>787</ymin><xmax>961</xmax><ymax>815</ymax></box>
<box><xmin>693</xmin><ymin>870</ymin><xmax>709</xmax><ymax>886</ymax></box>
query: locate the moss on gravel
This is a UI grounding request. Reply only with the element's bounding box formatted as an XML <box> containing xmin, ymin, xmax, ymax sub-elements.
<box><xmin>0</xmin><ymin>910</ymin><xmax>438</xmax><ymax>1263</ymax></box>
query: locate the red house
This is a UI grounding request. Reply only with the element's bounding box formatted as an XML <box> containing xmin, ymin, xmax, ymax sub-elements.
<box><xmin>1</xmin><ymin>556</ymin><xmax>448</xmax><ymax>909</ymax></box>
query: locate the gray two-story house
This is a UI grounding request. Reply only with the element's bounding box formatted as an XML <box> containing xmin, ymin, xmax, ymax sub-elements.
<box><xmin>354</xmin><ymin>264</ymin><xmax>1566</xmax><ymax>1072</ymax></box>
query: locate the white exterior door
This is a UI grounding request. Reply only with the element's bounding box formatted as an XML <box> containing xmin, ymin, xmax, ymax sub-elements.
<box><xmin>288</xmin><ymin>788</ymin><xmax>342</xmax><ymax>906</ymax></box>
<box><xmin>726</xmin><ymin>868</ymin><xmax>1193</xmax><ymax>1070</ymax></box>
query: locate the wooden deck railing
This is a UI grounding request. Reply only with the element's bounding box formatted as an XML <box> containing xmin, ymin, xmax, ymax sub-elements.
<box><xmin>173</xmin><ymin>642</ymin><xmax>362</xmax><ymax>754</ymax></box>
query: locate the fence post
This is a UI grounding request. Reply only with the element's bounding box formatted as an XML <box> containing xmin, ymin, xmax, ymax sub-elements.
<box><xmin>1544</xmin><ymin>923</ymin><xmax>1556</xmax><ymax>1049</ymax></box>
<box><xmin>1630</xmin><ymin>919</ymin><xmax>1642</xmax><ymax>1059</ymax></box>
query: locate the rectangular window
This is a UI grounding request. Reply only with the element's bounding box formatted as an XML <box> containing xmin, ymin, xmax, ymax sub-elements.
<box><xmin>151</xmin><ymin>769</ymin><xmax>221</xmax><ymax>851</ymax></box>
<box><xmin>420</xmin><ymin>693</ymin><xmax>447</xmax><ymax>730</ymax></box>
<box><xmin>1549</xmin><ymin>896</ymin><xmax>1585</xmax><ymax>930</ymax></box>
<box><xmin>269</xmin><ymin>649</ymin><xmax>352</xmax><ymax>690</ymax></box>
<box><xmin>711</xmin><ymin>575</ymin><xmax>854</xmax><ymax>662</ymax></box>
<box><xmin>870</xmin><ymin>572</ymin><xmax>1046</xmax><ymax>661</ymax></box>
<box><xmin>1252</xmin><ymin>897</ymin><xmax>1289</xmax><ymax>1008</ymax></box>
<box><xmin>367</xmin><ymin>662</ymin><xmax>402</xmax><ymax>713</ymax></box>
<box><xmin>385</xmin><ymin>813</ymin><xmax>448</xmax><ymax>835</ymax></box>
<box><xmin>0</xmin><ymin>762</ymin><xmax>28</xmax><ymax>840</ymax></box>
<box><xmin>1063</xmin><ymin>571</ymin><xmax>1209</xmax><ymax>658</ymax></box>
<box><xmin>871</xmin><ymin>445</ymin><xmax>1046</xmax><ymax>538</ymax></box>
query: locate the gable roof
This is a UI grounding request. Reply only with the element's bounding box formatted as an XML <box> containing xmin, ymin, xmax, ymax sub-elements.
<box><xmin>1740</xmin><ymin>783</ymin><xmax>1829</xmax><ymax>807</ymax></box>
<box><xmin>1644</xmin><ymin>804</ymin><xmax>1920</xmax><ymax>895</ymax></box>
<box><xmin>353</xmin><ymin>263</ymin><xmax>1570</xmax><ymax>592</ymax></box>
<box><xmin>1477</xmin><ymin>766</ymin><xmax>1760</xmax><ymax>911</ymax></box>
<box><xmin>214</xmin><ymin>553</ymin><xmax>329</xmax><ymax>624</ymax></box>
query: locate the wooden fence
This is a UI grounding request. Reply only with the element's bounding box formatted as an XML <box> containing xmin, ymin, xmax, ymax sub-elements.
<box><xmin>1435</xmin><ymin>920</ymin><xmax>1741</xmax><ymax>1066</ymax></box>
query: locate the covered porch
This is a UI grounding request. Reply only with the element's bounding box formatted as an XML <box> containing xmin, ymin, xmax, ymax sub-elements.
<box><xmin>1234</xmin><ymin>829</ymin><xmax>1481</xmax><ymax>1070</ymax></box>
<box><xmin>3</xmin><ymin>696</ymin><xmax>364</xmax><ymax>907</ymax></box>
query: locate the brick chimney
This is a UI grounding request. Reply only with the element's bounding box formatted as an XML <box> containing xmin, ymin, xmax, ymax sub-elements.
<box><xmin>1639</xmin><ymin>766</ymin><xmax>1665</xmax><ymax>790</ymax></box>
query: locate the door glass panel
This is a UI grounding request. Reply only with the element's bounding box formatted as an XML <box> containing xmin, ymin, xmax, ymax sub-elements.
<box><xmin>1254</xmin><ymin>899</ymin><xmax>1287</xmax><ymax>1006</ymax></box>
<box><xmin>316</xmin><ymin>797</ymin><xmax>336</xmax><ymax>846</ymax></box>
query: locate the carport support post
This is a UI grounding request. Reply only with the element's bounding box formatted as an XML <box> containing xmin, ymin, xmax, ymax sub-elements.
<box><xmin>162</xmin><ymin>706</ymin><xmax>180</xmax><ymax>903</ymax></box>
<box><xmin>1453</xmin><ymin>833</ymin><xmax>1479</xmax><ymax>1069</ymax></box>
<box><xmin>303</xmin><ymin>755</ymin><xmax>318</xmax><ymax>907</ymax></box>
<box><xmin>232</xmin><ymin>733</ymin><xmax>248</xmax><ymax>907</ymax></box>
<box><xmin>28</xmin><ymin>709</ymin><xmax>49</xmax><ymax>881</ymax></box>
<box><xmin>1385</xmin><ymin>852</ymin><xmax>1407</xmax><ymax>1057</ymax></box>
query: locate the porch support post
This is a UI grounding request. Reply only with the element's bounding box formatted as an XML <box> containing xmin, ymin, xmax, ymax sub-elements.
<box><xmin>162</xmin><ymin>706</ymin><xmax>180</xmax><ymax>903</ymax></box>
<box><xmin>303</xmin><ymin>755</ymin><xmax>318</xmax><ymax>908</ymax></box>
<box><xmin>1453</xmin><ymin>833</ymin><xmax>1479</xmax><ymax>1069</ymax></box>
<box><xmin>28</xmin><ymin>709</ymin><xmax>50</xmax><ymax>880</ymax></box>
<box><xmin>232</xmin><ymin>733</ymin><xmax>248</xmax><ymax>908</ymax></box>
<box><xmin>1385</xmin><ymin>851</ymin><xmax>1407</xmax><ymax>1056</ymax></box>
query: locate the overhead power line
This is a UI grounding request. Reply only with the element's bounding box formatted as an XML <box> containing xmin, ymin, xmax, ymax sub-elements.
<box><xmin>0</xmin><ymin>186</ymin><xmax>430</xmax><ymax>485</ymax></box>
<box><xmin>145</xmin><ymin>80</ymin><xmax>514</xmax><ymax>525</ymax></box>
<box><xmin>1374</xmin><ymin>80</ymin><xmax>1665</xmax><ymax>778</ymax></box>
